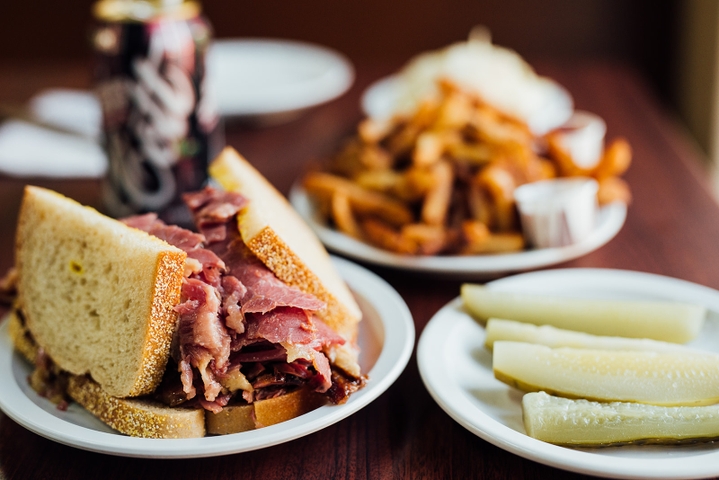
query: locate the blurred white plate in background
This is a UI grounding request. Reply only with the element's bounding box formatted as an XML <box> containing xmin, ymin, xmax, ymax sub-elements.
<box><xmin>209</xmin><ymin>38</ymin><xmax>354</xmax><ymax>119</ymax></box>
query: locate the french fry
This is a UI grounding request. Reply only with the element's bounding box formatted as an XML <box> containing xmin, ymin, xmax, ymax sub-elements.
<box><xmin>354</xmin><ymin>167</ymin><xmax>437</xmax><ymax>205</ymax></box>
<box><xmin>531</xmin><ymin>157</ymin><xmax>558</xmax><ymax>182</ymax></box>
<box><xmin>400</xmin><ymin>223</ymin><xmax>447</xmax><ymax>255</ymax></box>
<box><xmin>359</xmin><ymin>144</ymin><xmax>393</xmax><ymax>171</ymax></box>
<box><xmin>476</xmin><ymin>164</ymin><xmax>517</xmax><ymax>231</ymax></box>
<box><xmin>386</xmin><ymin>100</ymin><xmax>439</xmax><ymax>156</ymax></box>
<box><xmin>462</xmin><ymin>220</ymin><xmax>490</xmax><ymax>244</ymax></box>
<box><xmin>483</xmin><ymin>232</ymin><xmax>525</xmax><ymax>253</ymax></box>
<box><xmin>413</xmin><ymin>131</ymin><xmax>446</xmax><ymax>167</ymax></box>
<box><xmin>469</xmin><ymin>106</ymin><xmax>532</xmax><ymax>147</ymax></box>
<box><xmin>445</xmin><ymin>138</ymin><xmax>494</xmax><ymax>165</ymax></box>
<box><xmin>303</xmin><ymin>172</ymin><xmax>414</xmax><ymax>226</ymax></box>
<box><xmin>396</xmin><ymin>167</ymin><xmax>436</xmax><ymax>201</ymax></box>
<box><xmin>421</xmin><ymin>160</ymin><xmax>454</xmax><ymax>226</ymax></box>
<box><xmin>433</xmin><ymin>83</ymin><xmax>475</xmax><ymax>130</ymax></box>
<box><xmin>462</xmin><ymin>231</ymin><xmax>525</xmax><ymax>255</ymax></box>
<box><xmin>328</xmin><ymin>139</ymin><xmax>370</xmax><ymax>177</ymax></box>
<box><xmin>358</xmin><ymin>118</ymin><xmax>393</xmax><ymax>144</ymax></box>
<box><xmin>594</xmin><ymin>138</ymin><xmax>632</xmax><ymax>180</ymax></box>
<box><xmin>330</xmin><ymin>139</ymin><xmax>393</xmax><ymax>176</ymax></box>
<box><xmin>361</xmin><ymin>218</ymin><xmax>417</xmax><ymax>254</ymax></box>
<box><xmin>331</xmin><ymin>191</ymin><xmax>362</xmax><ymax>239</ymax></box>
<box><xmin>467</xmin><ymin>181</ymin><xmax>494</xmax><ymax>226</ymax></box>
<box><xmin>354</xmin><ymin>169</ymin><xmax>403</xmax><ymax>193</ymax></box>
<box><xmin>546</xmin><ymin>132</ymin><xmax>593</xmax><ymax>177</ymax></box>
<box><xmin>597</xmin><ymin>176</ymin><xmax>632</xmax><ymax>205</ymax></box>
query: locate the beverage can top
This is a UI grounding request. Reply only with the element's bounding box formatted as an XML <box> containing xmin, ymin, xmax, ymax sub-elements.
<box><xmin>93</xmin><ymin>0</ymin><xmax>201</xmax><ymax>22</ymax></box>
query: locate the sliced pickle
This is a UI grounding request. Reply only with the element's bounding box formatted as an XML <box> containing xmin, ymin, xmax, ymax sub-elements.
<box><xmin>484</xmin><ymin>319</ymin><xmax>692</xmax><ymax>353</ymax></box>
<box><xmin>523</xmin><ymin>391</ymin><xmax>719</xmax><ymax>446</ymax></box>
<box><xmin>461</xmin><ymin>284</ymin><xmax>705</xmax><ymax>343</ymax></box>
<box><xmin>493</xmin><ymin>341</ymin><xmax>719</xmax><ymax>406</ymax></box>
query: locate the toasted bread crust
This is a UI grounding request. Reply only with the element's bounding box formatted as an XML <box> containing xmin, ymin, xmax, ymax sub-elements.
<box><xmin>66</xmin><ymin>375</ymin><xmax>206</xmax><ymax>439</ymax></box>
<box><xmin>7</xmin><ymin>310</ymin><xmax>36</xmax><ymax>363</ymax></box>
<box><xmin>133</xmin><ymin>250</ymin><xmax>186</xmax><ymax>397</ymax></box>
<box><xmin>206</xmin><ymin>388</ymin><xmax>327</xmax><ymax>435</ymax></box>
<box><xmin>253</xmin><ymin>387</ymin><xmax>327</xmax><ymax>427</ymax></box>
<box><xmin>205</xmin><ymin>403</ymin><xmax>255</xmax><ymax>435</ymax></box>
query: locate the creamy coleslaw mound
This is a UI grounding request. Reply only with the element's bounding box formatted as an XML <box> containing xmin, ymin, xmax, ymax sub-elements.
<box><xmin>389</xmin><ymin>36</ymin><xmax>573</xmax><ymax>135</ymax></box>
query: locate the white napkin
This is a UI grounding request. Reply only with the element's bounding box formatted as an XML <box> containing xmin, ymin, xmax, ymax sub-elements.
<box><xmin>0</xmin><ymin>89</ymin><xmax>107</xmax><ymax>178</ymax></box>
<box><xmin>29</xmin><ymin>88</ymin><xmax>103</xmax><ymax>140</ymax></box>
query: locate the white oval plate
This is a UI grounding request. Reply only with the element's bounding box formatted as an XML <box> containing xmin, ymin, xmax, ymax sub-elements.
<box><xmin>208</xmin><ymin>38</ymin><xmax>354</xmax><ymax>118</ymax></box>
<box><xmin>289</xmin><ymin>185</ymin><xmax>626</xmax><ymax>278</ymax></box>
<box><xmin>418</xmin><ymin>268</ymin><xmax>719</xmax><ymax>479</ymax></box>
<box><xmin>0</xmin><ymin>256</ymin><xmax>414</xmax><ymax>458</ymax></box>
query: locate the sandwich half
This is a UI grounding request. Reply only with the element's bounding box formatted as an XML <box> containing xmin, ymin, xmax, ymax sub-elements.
<box><xmin>10</xmin><ymin>149</ymin><xmax>364</xmax><ymax>438</ymax></box>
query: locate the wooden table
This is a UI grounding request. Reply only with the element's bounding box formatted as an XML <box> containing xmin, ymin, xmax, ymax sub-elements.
<box><xmin>1</xmin><ymin>58</ymin><xmax>718</xmax><ymax>480</ymax></box>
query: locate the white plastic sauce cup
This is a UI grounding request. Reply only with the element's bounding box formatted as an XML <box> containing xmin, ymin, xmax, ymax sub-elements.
<box><xmin>514</xmin><ymin>177</ymin><xmax>599</xmax><ymax>248</ymax></box>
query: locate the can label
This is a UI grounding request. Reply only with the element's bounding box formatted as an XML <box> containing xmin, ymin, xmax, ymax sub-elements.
<box><xmin>93</xmin><ymin>13</ymin><xmax>220</xmax><ymax>225</ymax></box>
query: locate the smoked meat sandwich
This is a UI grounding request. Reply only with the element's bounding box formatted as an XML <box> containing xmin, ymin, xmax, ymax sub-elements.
<box><xmin>9</xmin><ymin>147</ymin><xmax>364</xmax><ymax>438</ymax></box>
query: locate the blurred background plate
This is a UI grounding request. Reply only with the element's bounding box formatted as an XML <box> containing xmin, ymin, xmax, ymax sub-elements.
<box><xmin>209</xmin><ymin>38</ymin><xmax>354</xmax><ymax>121</ymax></box>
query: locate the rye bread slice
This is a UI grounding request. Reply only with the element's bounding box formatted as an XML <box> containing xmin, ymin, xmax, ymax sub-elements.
<box><xmin>15</xmin><ymin>186</ymin><xmax>186</xmax><ymax>398</ymax></box>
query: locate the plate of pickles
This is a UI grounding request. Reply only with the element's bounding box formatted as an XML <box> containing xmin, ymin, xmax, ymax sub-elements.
<box><xmin>418</xmin><ymin>268</ymin><xmax>719</xmax><ymax>479</ymax></box>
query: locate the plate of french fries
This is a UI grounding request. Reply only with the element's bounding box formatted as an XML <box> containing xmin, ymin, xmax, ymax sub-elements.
<box><xmin>418</xmin><ymin>268</ymin><xmax>719</xmax><ymax>479</ymax></box>
<box><xmin>292</xmin><ymin>75</ymin><xmax>630</xmax><ymax>277</ymax></box>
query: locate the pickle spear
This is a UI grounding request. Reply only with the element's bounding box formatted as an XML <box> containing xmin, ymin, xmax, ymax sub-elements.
<box><xmin>523</xmin><ymin>391</ymin><xmax>719</xmax><ymax>446</ymax></box>
<box><xmin>462</xmin><ymin>284</ymin><xmax>706</xmax><ymax>343</ymax></box>
<box><xmin>493</xmin><ymin>341</ymin><xmax>719</xmax><ymax>406</ymax></box>
<box><xmin>484</xmin><ymin>318</ymin><xmax>692</xmax><ymax>353</ymax></box>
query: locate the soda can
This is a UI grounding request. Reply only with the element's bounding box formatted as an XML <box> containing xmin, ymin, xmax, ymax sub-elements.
<box><xmin>92</xmin><ymin>0</ymin><xmax>221</xmax><ymax>225</ymax></box>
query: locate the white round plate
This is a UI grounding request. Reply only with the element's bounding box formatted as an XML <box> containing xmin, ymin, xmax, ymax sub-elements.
<box><xmin>289</xmin><ymin>185</ymin><xmax>626</xmax><ymax>278</ymax></box>
<box><xmin>208</xmin><ymin>39</ymin><xmax>354</xmax><ymax>118</ymax></box>
<box><xmin>0</xmin><ymin>256</ymin><xmax>414</xmax><ymax>458</ymax></box>
<box><xmin>417</xmin><ymin>268</ymin><xmax>719</xmax><ymax>479</ymax></box>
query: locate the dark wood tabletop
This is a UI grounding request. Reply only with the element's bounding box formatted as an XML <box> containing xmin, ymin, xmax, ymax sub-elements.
<box><xmin>1</xmin><ymin>58</ymin><xmax>719</xmax><ymax>480</ymax></box>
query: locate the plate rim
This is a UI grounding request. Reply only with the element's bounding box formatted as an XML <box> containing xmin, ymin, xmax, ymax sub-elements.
<box><xmin>289</xmin><ymin>184</ymin><xmax>627</xmax><ymax>277</ymax></box>
<box><xmin>417</xmin><ymin>268</ymin><xmax>719</xmax><ymax>479</ymax></box>
<box><xmin>0</xmin><ymin>256</ymin><xmax>414</xmax><ymax>458</ymax></box>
